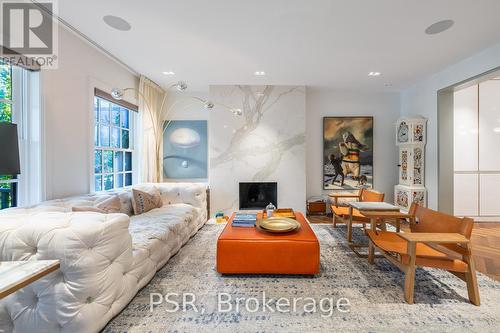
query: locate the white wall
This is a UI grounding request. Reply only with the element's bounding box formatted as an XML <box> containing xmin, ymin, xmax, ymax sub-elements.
<box><xmin>401</xmin><ymin>41</ymin><xmax>500</xmax><ymax>209</ymax></box>
<box><xmin>165</xmin><ymin>91</ymin><xmax>209</xmax><ymax>121</ymax></box>
<box><xmin>41</xmin><ymin>24</ymin><xmax>138</xmax><ymax>200</ymax></box>
<box><xmin>306</xmin><ymin>88</ymin><xmax>400</xmax><ymax>203</ymax></box>
<box><xmin>209</xmin><ymin>85</ymin><xmax>306</xmax><ymax>215</ymax></box>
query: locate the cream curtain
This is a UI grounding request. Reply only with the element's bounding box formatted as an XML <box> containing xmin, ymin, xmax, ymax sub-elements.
<box><xmin>139</xmin><ymin>76</ymin><xmax>167</xmax><ymax>183</ymax></box>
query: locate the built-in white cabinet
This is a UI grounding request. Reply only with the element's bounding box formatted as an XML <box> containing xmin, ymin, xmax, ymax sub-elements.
<box><xmin>478</xmin><ymin>80</ymin><xmax>500</xmax><ymax>171</ymax></box>
<box><xmin>479</xmin><ymin>174</ymin><xmax>500</xmax><ymax>216</ymax></box>
<box><xmin>453</xmin><ymin>86</ymin><xmax>478</xmax><ymax>172</ymax></box>
<box><xmin>395</xmin><ymin>117</ymin><xmax>427</xmax><ymax>211</ymax></box>
<box><xmin>453</xmin><ymin>80</ymin><xmax>500</xmax><ymax>219</ymax></box>
<box><xmin>453</xmin><ymin>174</ymin><xmax>479</xmax><ymax>216</ymax></box>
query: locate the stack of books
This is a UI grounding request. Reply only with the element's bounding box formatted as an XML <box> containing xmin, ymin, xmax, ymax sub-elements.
<box><xmin>232</xmin><ymin>213</ymin><xmax>257</xmax><ymax>227</ymax></box>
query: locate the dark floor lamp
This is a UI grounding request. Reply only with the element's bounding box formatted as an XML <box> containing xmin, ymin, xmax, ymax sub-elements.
<box><xmin>0</xmin><ymin>122</ymin><xmax>21</xmax><ymax>209</ymax></box>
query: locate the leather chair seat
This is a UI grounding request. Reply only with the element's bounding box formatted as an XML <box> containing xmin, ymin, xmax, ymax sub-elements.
<box><xmin>331</xmin><ymin>206</ymin><xmax>370</xmax><ymax>223</ymax></box>
<box><xmin>366</xmin><ymin>230</ymin><xmax>468</xmax><ymax>272</ymax></box>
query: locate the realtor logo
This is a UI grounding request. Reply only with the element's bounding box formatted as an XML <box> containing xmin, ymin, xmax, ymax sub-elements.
<box><xmin>1</xmin><ymin>0</ymin><xmax>58</xmax><ymax>68</ymax></box>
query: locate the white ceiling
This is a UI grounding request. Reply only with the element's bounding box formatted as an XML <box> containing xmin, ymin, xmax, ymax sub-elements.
<box><xmin>57</xmin><ymin>0</ymin><xmax>500</xmax><ymax>92</ymax></box>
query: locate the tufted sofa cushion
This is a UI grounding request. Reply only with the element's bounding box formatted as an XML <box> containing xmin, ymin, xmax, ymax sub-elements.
<box><xmin>0</xmin><ymin>182</ymin><xmax>208</xmax><ymax>333</ymax></box>
<box><xmin>0</xmin><ymin>212</ymin><xmax>132</xmax><ymax>333</ymax></box>
<box><xmin>127</xmin><ymin>204</ymin><xmax>203</xmax><ymax>289</ymax></box>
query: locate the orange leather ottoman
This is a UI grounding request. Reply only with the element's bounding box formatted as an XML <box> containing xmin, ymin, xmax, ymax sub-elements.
<box><xmin>216</xmin><ymin>212</ymin><xmax>320</xmax><ymax>275</ymax></box>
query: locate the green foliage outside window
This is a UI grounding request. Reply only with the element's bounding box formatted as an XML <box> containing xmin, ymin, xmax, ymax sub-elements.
<box><xmin>0</xmin><ymin>176</ymin><xmax>14</xmax><ymax>209</ymax></box>
<box><xmin>0</xmin><ymin>175</ymin><xmax>13</xmax><ymax>187</ymax></box>
<box><xmin>0</xmin><ymin>103</ymin><xmax>12</xmax><ymax>122</ymax></box>
<box><xmin>0</xmin><ymin>61</ymin><xmax>12</xmax><ymax>122</ymax></box>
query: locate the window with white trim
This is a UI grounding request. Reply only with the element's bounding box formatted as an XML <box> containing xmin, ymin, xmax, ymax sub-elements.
<box><xmin>93</xmin><ymin>95</ymin><xmax>135</xmax><ymax>191</ymax></box>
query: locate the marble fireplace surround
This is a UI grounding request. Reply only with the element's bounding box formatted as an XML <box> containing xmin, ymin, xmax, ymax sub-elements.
<box><xmin>209</xmin><ymin>85</ymin><xmax>306</xmax><ymax>215</ymax></box>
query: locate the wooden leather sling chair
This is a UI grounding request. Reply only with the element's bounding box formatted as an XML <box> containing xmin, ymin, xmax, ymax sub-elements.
<box><xmin>366</xmin><ymin>203</ymin><xmax>480</xmax><ymax>305</ymax></box>
<box><xmin>330</xmin><ymin>188</ymin><xmax>385</xmax><ymax>243</ymax></box>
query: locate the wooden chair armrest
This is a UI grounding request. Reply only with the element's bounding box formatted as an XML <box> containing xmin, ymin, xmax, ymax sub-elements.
<box><xmin>359</xmin><ymin>211</ymin><xmax>412</xmax><ymax>219</ymax></box>
<box><xmin>328</xmin><ymin>193</ymin><xmax>360</xmax><ymax>198</ymax></box>
<box><xmin>397</xmin><ymin>232</ymin><xmax>469</xmax><ymax>244</ymax></box>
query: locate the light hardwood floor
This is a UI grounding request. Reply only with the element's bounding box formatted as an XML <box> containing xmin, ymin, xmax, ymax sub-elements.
<box><xmin>307</xmin><ymin>215</ymin><xmax>500</xmax><ymax>282</ymax></box>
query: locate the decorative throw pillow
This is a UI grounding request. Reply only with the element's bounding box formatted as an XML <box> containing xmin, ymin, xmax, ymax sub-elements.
<box><xmin>118</xmin><ymin>192</ymin><xmax>134</xmax><ymax>215</ymax></box>
<box><xmin>132</xmin><ymin>188</ymin><xmax>162</xmax><ymax>215</ymax></box>
<box><xmin>72</xmin><ymin>195</ymin><xmax>122</xmax><ymax>214</ymax></box>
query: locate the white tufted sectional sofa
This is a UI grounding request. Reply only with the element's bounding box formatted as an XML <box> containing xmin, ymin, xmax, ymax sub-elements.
<box><xmin>0</xmin><ymin>183</ymin><xmax>208</xmax><ymax>333</ymax></box>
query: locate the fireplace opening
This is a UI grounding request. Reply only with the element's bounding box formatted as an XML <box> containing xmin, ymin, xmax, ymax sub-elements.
<box><xmin>239</xmin><ymin>182</ymin><xmax>277</xmax><ymax>210</ymax></box>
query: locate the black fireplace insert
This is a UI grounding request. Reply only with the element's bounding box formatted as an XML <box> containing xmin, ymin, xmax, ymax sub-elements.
<box><xmin>239</xmin><ymin>182</ymin><xmax>277</xmax><ymax>210</ymax></box>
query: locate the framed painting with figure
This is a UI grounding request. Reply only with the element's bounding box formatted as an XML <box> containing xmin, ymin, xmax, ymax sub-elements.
<box><xmin>163</xmin><ymin>120</ymin><xmax>208</xmax><ymax>179</ymax></box>
<box><xmin>323</xmin><ymin>117</ymin><xmax>373</xmax><ymax>190</ymax></box>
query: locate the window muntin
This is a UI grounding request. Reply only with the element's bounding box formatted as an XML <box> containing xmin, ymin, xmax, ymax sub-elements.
<box><xmin>94</xmin><ymin>96</ymin><xmax>134</xmax><ymax>191</ymax></box>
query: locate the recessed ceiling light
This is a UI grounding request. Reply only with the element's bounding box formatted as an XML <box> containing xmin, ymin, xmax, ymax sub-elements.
<box><xmin>103</xmin><ymin>15</ymin><xmax>131</xmax><ymax>31</ymax></box>
<box><xmin>368</xmin><ymin>72</ymin><xmax>381</xmax><ymax>77</ymax></box>
<box><xmin>254</xmin><ymin>71</ymin><xmax>266</xmax><ymax>76</ymax></box>
<box><xmin>162</xmin><ymin>71</ymin><xmax>175</xmax><ymax>75</ymax></box>
<box><xmin>425</xmin><ymin>19</ymin><xmax>454</xmax><ymax>35</ymax></box>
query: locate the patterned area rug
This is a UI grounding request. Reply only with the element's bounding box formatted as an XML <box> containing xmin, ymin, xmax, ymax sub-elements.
<box><xmin>104</xmin><ymin>224</ymin><xmax>500</xmax><ymax>333</ymax></box>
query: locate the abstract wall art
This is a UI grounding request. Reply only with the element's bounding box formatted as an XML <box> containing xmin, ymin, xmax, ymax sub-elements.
<box><xmin>163</xmin><ymin>120</ymin><xmax>208</xmax><ymax>179</ymax></box>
